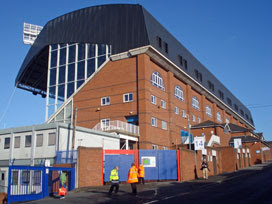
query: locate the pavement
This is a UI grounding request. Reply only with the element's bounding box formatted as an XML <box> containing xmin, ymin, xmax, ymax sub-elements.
<box><xmin>24</xmin><ymin>161</ymin><xmax>272</xmax><ymax>204</ymax></box>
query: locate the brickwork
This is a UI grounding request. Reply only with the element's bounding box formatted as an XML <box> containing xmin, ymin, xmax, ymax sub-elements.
<box><xmin>77</xmin><ymin>147</ymin><xmax>103</xmax><ymax>187</ymax></box>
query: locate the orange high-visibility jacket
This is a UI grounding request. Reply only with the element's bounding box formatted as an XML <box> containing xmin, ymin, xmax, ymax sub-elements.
<box><xmin>138</xmin><ymin>165</ymin><xmax>145</xmax><ymax>178</ymax></box>
<box><xmin>127</xmin><ymin>166</ymin><xmax>138</xmax><ymax>183</ymax></box>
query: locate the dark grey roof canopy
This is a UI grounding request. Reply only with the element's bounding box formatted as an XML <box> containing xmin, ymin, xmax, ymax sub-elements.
<box><xmin>15</xmin><ymin>4</ymin><xmax>254</xmax><ymax>126</ymax></box>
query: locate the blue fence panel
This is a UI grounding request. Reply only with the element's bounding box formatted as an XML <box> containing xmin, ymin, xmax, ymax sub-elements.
<box><xmin>158</xmin><ymin>150</ymin><xmax>177</xmax><ymax>180</ymax></box>
<box><xmin>139</xmin><ymin>150</ymin><xmax>159</xmax><ymax>180</ymax></box>
<box><xmin>104</xmin><ymin>154</ymin><xmax>134</xmax><ymax>182</ymax></box>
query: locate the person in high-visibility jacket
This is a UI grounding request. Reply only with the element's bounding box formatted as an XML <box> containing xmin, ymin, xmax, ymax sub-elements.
<box><xmin>138</xmin><ymin>163</ymin><xmax>145</xmax><ymax>184</ymax></box>
<box><xmin>109</xmin><ymin>166</ymin><xmax>119</xmax><ymax>195</ymax></box>
<box><xmin>127</xmin><ymin>163</ymin><xmax>138</xmax><ymax>194</ymax></box>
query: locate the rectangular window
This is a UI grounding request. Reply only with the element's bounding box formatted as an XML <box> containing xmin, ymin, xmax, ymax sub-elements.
<box><xmin>1</xmin><ymin>173</ymin><xmax>4</xmax><ymax>181</ymax></box>
<box><xmin>152</xmin><ymin>145</ymin><xmax>158</xmax><ymax>150</ymax></box>
<box><xmin>198</xmin><ymin>118</ymin><xmax>201</xmax><ymax>123</ymax></box>
<box><xmin>4</xmin><ymin>138</ymin><xmax>10</xmax><ymax>149</ymax></box>
<box><xmin>184</xmin><ymin>60</ymin><xmax>188</xmax><ymax>70</ymax></box>
<box><xmin>151</xmin><ymin>117</ymin><xmax>157</xmax><ymax>127</ymax></box>
<box><xmin>36</xmin><ymin>134</ymin><xmax>43</xmax><ymax>147</ymax></box>
<box><xmin>48</xmin><ymin>133</ymin><xmax>56</xmax><ymax>146</ymax></box>
<box><xmin>101</xmin><ymin>96</ymin><xmax>110</xmax><ymax>106</ymax></box>
<box><xmin>157</xmin><ymin>36</ymin><xmax>162</xmax><ymax>48</ymax></box>
<box><xmin>164</xmin><ymin>42</ymin><xmax>168</xmax><ymax>53</ymax></box>
<box><xmin>14</xmin><ymin>136</ymin><xmax>20</xmax><ymax>148</ymax></box>
<box><xmin>101</xmin><ymin>118</ymin><xmax>110</xmax><ymax>130</ymax></box>
<box><xmin>227</xmin><ymin>97</ymin><xmax>232</xmax><ymax>106</ymax></box>
<box><xmin>21</xmin><ymin>170</ymin><xmax>30</xmax><ymax>185</ymax></box>
<box><xmin>151</xmin><ymin>95</ymin><xmax>157</xmax><ymax>105</ymax></box>
<box><xmin>161</xmin><ymin>100</ymin><xmax>166</xmax><ymax>109</ymax></box>
<box><xmin>162</xmin><ymin>146</ymin><xmax>168</xmax><ymax>150</ymax></box>
<box><xmin>208</xmin><ymin>80</ymin><xmax>214</xmax><ymax>92</ymax></box>
<box><xmin>218</xmin><ymin>90</ymin><xmax>224</xmax><ymax>100</ymax></box>
<box><xmin>182</xmin><ymin>110</ymin><xmax>186</xmax><ymax>118</ymax></box>
<box><xmin>175</xmin><ymin>106</ymin><xmax>179</xmax><ymax>115</ymax></box>
<box><xmin>178</xmin><ymin>55</ymin><xmax>183</xmax><ymax>66</ymax></box>
<box><xmin>123</xmin><ymin>93</ymin><xmax>133</xmax><ymax>103</ymax></box>
<box><xmin>192</xmin><ymin>115</ymin><xmax>196</xmax><ymax>122</ymax></box>
<box><xmin>162</xmin><ymin>121</ymin><xmax>167</xmax><ymax>130</ymax></box>
<box><xmin>25</xmin><ymin>135</ymin><xmax>32</xmax><ymax>147</ymax></box>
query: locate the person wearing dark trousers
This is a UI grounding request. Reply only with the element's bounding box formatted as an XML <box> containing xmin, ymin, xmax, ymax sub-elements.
<box><xmin>109</xmin><ymin>166</ymin><xmax>119</xmax><ymax>195</ymax></box>
<box><xmin>127</xmin><ymin>163</ymin><xmax>138</xmax><ymax>195</ymax></box>
<box><xmin>138</xmin><ymin>163</ymin><xmax>145</xmax><ymax>184</ymax></box>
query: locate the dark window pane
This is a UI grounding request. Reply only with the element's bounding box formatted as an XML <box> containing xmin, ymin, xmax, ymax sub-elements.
<box><xmin>98</xmin><ymin>44</ymin><xmax>106</xmax><ymax>56</ymax></box>
<box><xmin>25</xmin><ymin>135</ymin><xmax>32</xmax><ymax>147</ymax></box>
<box><xmin>58</xmin><ymin>84</ymin><xmax>65</xmax><ymax>102</ymax></box>
<box><xmin>77</xmin><ymin>61</ymin><xmax>85</xmax><ymax>80</ymax></box>
<box><xmin>49</xmin><ymin>68</ymin><xmax>56</xmax><ymax>86</ymax></box>
<box><xmin>67</xmin><ymin>82</ymin><xmax>74</xmax><ymax>98</ymax></box>
<box><xmin>69</xmin><ymin>45</ymin><xmax>75</xmax><ymax>63</ymax></box>
<box><xmin>51</xmin><ymin>44</ymin><xmax>58</xmax><ymax>50</ymax></box>
<box><xmin>87</xmin><ymin>58</ymin><xmax>95</xmax><ymax>77</ymax></box>
<box><xmin>87</xmin><ymin>44</ymin><xmax>95</xmax><ymax>58</ymax></box>
<box><xmin>68</xmin><ymin>63</ymin><xmax>75</xmax><ymax>82</ymax></box>
<box><xmin>59</xmin><ymin>47</ymin><xmax>67</xmax><ymax>65</ymax></box>
<box><xmin>78</xmin><ymin>44</ymin><xmax>85</xmax><ymax>61</ymax></box>
<box><xmin>4</xmin><ymin>138</ymin><xmax>10</xmax><ymax>149</ymax></box>
<box><xmin>59</xmin><ymin>43</ymin><xmax>66</xmax><ymax>48</ymax></box>
<box><xmin>49</xmin><ymin>86</ymin><xmax>56</xmax><ymax>99</ymax></box>
<box><xmin>98</xmin><ymin>55</ymin><xmax>106</xmax><ymax>68</ymax></box>
<box><xmin>50</xmin><ymin>50</ymin><xmax>57</xmax><ymax>67</ymax></box>
<box><xmin>58</xmin><ymin>65</ymin><xmax>66</xmax><ymax>84</ymax></box>
<box><xmin>77</xmin><ymin>80</ymin><xmax>84</xmax><ymax>89</ymax></box>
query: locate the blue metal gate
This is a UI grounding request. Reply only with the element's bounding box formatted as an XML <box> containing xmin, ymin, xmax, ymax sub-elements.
<box><xmin>139</xmin><ymin>150</ymin><xmax>177</xmax><ymax>181</ymax></box>
<box><xmin>7</xmin><ymin>166</ymin><xmax>75</xmax><ymax>204</ymax></box>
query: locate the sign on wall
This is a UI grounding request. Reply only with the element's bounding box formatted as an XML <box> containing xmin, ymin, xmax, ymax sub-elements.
<box><xmin>234</xmin><ymin>138</ymin><xmax>242</xmax><ymax>149</ymax></box>
<box><xmin>141</xmin><ymin>157</ymin><xmax>156</xmax><ymax>167</ymax></box>
<box><xmin>194</xmin><ymin>137</ymin><xmax>205</xmax><ymax>150</ymax></box>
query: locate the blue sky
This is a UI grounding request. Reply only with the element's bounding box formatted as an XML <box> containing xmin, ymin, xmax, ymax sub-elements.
<box><xmin>0</xmin><ymin>0</ymin><xmax>271</xmax><ymax>140</ymax></box>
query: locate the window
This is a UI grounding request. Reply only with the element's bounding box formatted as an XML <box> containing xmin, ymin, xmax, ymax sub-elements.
<box><xmin>225</xmin><ymin>118</ymin><xmax>229</xmax><ymax>123</ymax></box>
<box><xmin>161</xmin><ymin>100</ymin><xmax>166</xmax><ymax>109</ymax></box>
<box><xmin>162</xmin><ymin>121</ymin><xmax>167</xmax><ymax>130</ymax></box>
<box><xmin>206</xmin><ymin>105</ymin><xmax>212</xmax><ymax>117</ymax></box>
<box><xmin>184</xmin><ymin>60</ymin><xmax>188</xmax><ymax>70</ymax></box>
<box><xmin>151</xmin><ymin>117</ymin><xmax>157</xmax><ymax>127</ymax></box>
<box><xmin>198</xmin><ymin>118</ymin><xmax>201</xmax><ymax>123</ymax></box>
<box><xmin>218</xmin><ymin>90</ymin><xmax>224</xmax><ymax>100</ymax></box>
<box><xmin>21</xmin><ymin>170</ymin><xmax>30</xmax><ymax>185</ymax></box>
<box><xmin>194</xmin><ymin>69</ymin><xmax>202</xmax><ymax>82</ymax></box>
<box><xmin>174</xmin><ymin>86</ymin><xmax>184</xmax><ymax>101</ymax></box>
<box><xmin>151</xmin><ymin>95</ymin><xmax>157</xmax><ymax>105</ymax></box>
<box><xmin>164</xmin><ymin>42</ymin><xmax>168</xmax><ymax>53</ymax></box>
<box><xmin>245</xmin><ymin>114</ymin><xmax>249</xmax><ymax>120</ymax></box>
<box><xmin>48</xmin><ymin>133</ymin><xmax>56</xmax><ymax>146</ymax></box>
<box><xmin>216</xmin><ymin>112</ymin><xmax>222</xmax><ymax>123</ymax></box>
<box><xmin>192</xmin><ymin>96</ymin><xmax>200</xmax><ymax>110</ymax></box>
<box><xmin>227</xmin><ymin>97</ymin><xmax>232</xmax><ymax>106</ymax></box>
<box><xmin>157</xmin><ymin>36</ymin><xmax>162</xmax><ymax>48</ymax></box>
<box><xmin>234</xmin><ymin>104</ymin><xmax>238</xmax><ymax>111</ymax></box>
<box><xmin>152</xmin><ymin>144</ymin><xmax>158</xmax><ymax>150</ymax></box>
<box><xmin>25</xmin><ymin>135</ymin><xmax>32</xmax><ymax>147</ymax></box>
<box><xmin>151</xmin><ymin>72</ymin><xmax>165</xmax><ymax>90</ymax></box>
<box><xmin>162</xmin><ymin>146</ymin><xmax>168</xmax><ymax>150</ymax></box>
<box><xmin>14</xmin><ymin>136</ymin><xmax>20</xmax><ymax>148</ymax></box>
<box><xmin>182</xmin><ymin>110</ymin><xmax>186</xmax><ymax>118</ymax></box>
<box><xmin>178</xmin><ymin>55</ymin><xmax>183</xmax><ymax>66</ymax></box>
<box><xmin>1</xmin><ymin>173</ymin><xmax>4</xmax><ymax>181</ymax></box>
<box><xmin>240</xmin><ymin>109</ymin><xmax>244</xmax><ymax>116</ymax></box>
<box><xmin>101</xmin><ymin>118</ymin><xmax>110</xmax><ymax>130</ymax></box>
<box><xmin>4</xmin><ymin>138</ymin><xmax>10</xmax><ymax>149</ymax></box>
<box><xmin>101</xmin><ymin>96</ymin><xmax>110</xmax><ymax>106</ymax></box>
<box><xmin>174</xmin><ymin>106</ymin><xmax>179</xmax><ymax>115</ymax></box>
<box><xmin>36</xmin><ymin>134</ymin><xmax>43</xmax><ymax>147</ymax></box>
<box><xmin>192</xmin><ymin>115</ymin><xmax>196</xmax><ymax>122</ymax></box>
<box><xmin>208</xmin><ymin>80</ymin><xmax>214</xmax><ymax>92</ymax></box>
<box><xmin>123</xmin><ymin>93</ymin><xmax>133</xmax><ymax>102</ymax></box>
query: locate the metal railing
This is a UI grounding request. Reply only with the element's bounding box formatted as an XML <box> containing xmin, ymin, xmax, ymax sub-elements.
<box><xmin>92</xmin><ymin>120</ymin><xmax>139</xmax><ymax>136</ymax></box>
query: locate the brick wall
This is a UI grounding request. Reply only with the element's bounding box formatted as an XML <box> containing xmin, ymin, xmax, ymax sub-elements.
<box><xmin>77</xmin><ymin>147</ymin><xmax>103</xmax><ymax>187</ymax></box>
<box><xmin>179</xmin><ymin>149</ymin><xmax>196</xmax><ymax>181</ymax></box>
<box><xmin>216</xmin><ymin>146</ymin><xmax>236</xmax><ymax>173</ymax></box>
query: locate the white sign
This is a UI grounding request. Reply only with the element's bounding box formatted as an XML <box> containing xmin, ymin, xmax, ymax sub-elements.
<box><xmin>141</xmin><ymin>157</ymin><xmax>156</xmax><ymax>167</ymax></box>
<box><xmin>234</xmin><ymin>138</ymin><xmax>242</xmax><ymax>149</ymax></box>
<box><xmin>194</xmin><ymin>137</ymin><xmax>205</xmax><ymax>150</ymax></box>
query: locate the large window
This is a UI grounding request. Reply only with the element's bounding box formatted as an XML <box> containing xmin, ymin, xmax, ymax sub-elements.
<box><xmin>206</xmin><ymin>105</ymin><xmax>212</xmax><ymax>117</ymax></box>
<box><xmin>25</xmin><ymin>135</ymin><xmax>32</xmax><ymax>147</ymax></box>
<box><xmin>14</xmin><ymin>136</ymin><xmax>20</xmax><ymax>148</ymax></box>
<box><xmin>47</xmin><ymin>43</ymin><xmax>111</xmax><ymax>120</ymax></box>
<box><xmin>192</xmin><ymin>96</ymin><xmax>200</xmax><ymax>110</ymax></box>
<box><xmin>151</xmin><ymin>72</ymin><xmax>165</xmax><ymax>91</ymax></box>
<box><xmin>174</xmin><ymin>86</ymin><xmax>184</xmax><ymax>101</ymax></box>
<box><xmin>36</xmin><ymin>134</ymin><xmax>43</xmax><ymax>147</ymax></box>
<box><xmin>4</xmin><ymin>138</ymin><xmax>10</xmax><ymax>149</ymax></box>
<box><xmin>48</xmin><ymin>133</ymin><xmax>56</xmax><ymax>146</ymax></box>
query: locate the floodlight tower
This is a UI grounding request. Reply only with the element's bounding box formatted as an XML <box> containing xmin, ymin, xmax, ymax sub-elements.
<box><xmin>23</xmin><ymin>22</ymin><xmax>43</xmax><ymax>45</ymax></box>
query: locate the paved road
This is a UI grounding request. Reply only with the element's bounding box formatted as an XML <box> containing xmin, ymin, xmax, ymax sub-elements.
<box><xmin>26</xmin><ymin>161</ymin><xmax>272</xmax><ymax>204</ymax></box>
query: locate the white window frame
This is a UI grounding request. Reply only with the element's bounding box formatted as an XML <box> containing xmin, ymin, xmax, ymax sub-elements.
<box><xmin>101</xmin><ymin>118</ymin><xmax>110</xmax><ymax>130</ymax></box>
<box><xmin>182</xmin><ymin>110</ymin><xmax>186</xmax><ymax>118</ymax></box>
<box><xmin>192</xmin><ymin>115</ymin><xmax>196</xmax><ymax>122</ymax></box>
<box><xmin>174</xmin><ymin>86</ymin><xmax>184</xmax><ymax>101</ymax></box>
<box><xmin>174</xmin><ymin>106</ymin><xmax>179</xmax><ymax>115</ymax></box>
<box><xmin>151</xmin><ymin>117</ymin><xmax>157</xmax><ymax>127</ymax></box>
<box><xmin>151</xmin><ymin>72</ymin><xmax>165</xmax><ymax>91</ymax></box>
<box><xmin>192</xmin><ymin>96</ymin><xmax>200</xmax><ymax>110</ymax></box>
<box><xmin>217</xmin><ymin>112</ymin><xmax>222</xmax><ymax>123</ymax></box>
<box><xmin>198</xmin><ymin>118</ymin><xmax>201</xmax><ymax>124</ymax></box>
<box><xmin>101</xmin><ymin>96</ymin><xmax>110</xmax><ymax>106</ymax></box>
<box><xmin>162</xmin><ymin>146</ymin><xmax>168</xmax><ymax>150</ymax></box>
<box><xmin>206</xmin><ymin>105</ymin><xmax>212</xmax><ymax>117</ymax></box>
<box><xmin>123</xmin><ymin>93</ymin><xmax>133</xmax><ymax>103</ymax></box>
<box><xmin>151</xmin><ymin>95</ymin><xmax>157</xmax><ymax>105</ymax></box>
<box><xmin>152</xmin><ymin>144</ymin><xmax>158</xmax><ymax>150</ymax></box>
<box><xmin>162</xmin><ymin>121</ymin><xmax>167</xmax><ymax>130</ymax></box>
<box><xmin>161</xmin><ymin>100</ymin><xmax>166</xmax><ymax>109</ymax></box>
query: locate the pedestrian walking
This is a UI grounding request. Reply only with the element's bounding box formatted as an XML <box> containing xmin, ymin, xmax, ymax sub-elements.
<box><xmin>127</xmin><ymin>163</ymin><xmax>138</xmax><ymax>195</ymax></box>
<box><xmin>138</xmin><ymin>163</ymin><xmax>145</xmax><ymax>184</ymax></box>
<box><xmin>109</xmin><ymin>166</ymin><xmax>119</xmax><ymax>195</ymax></box>
<box><xmin>201</xmin><ymin>158</ymin><xmax>209</xmax><ymax>180</ymax></box>
<box><xmin>59</xmin><ymin>171</ymin><xmax>67</xmax><ymax>199</ymax></box>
